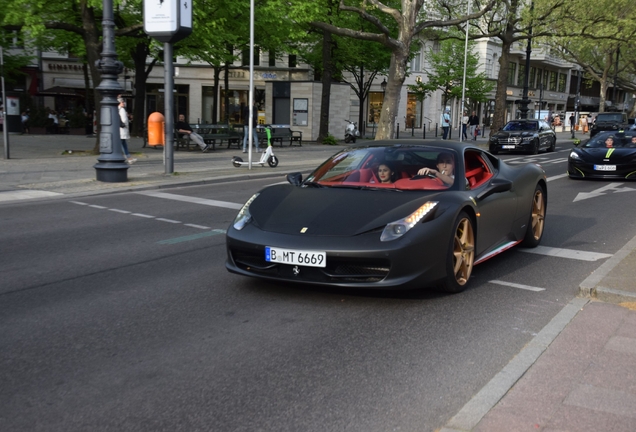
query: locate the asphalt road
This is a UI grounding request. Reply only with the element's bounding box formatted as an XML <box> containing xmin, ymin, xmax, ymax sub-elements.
<box><xmin>2</xmin><ymin>141</ymin><xmax>636</xmax><ymax>431</ymax></box>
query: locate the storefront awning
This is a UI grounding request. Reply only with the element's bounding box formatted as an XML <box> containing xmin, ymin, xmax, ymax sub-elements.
<box><xmin>38</xmin><ymin>86</ymin><xmax>83</xmax><ymax>97</ymax></box>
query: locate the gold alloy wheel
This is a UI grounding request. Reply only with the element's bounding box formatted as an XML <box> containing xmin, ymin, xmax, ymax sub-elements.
<box><xmin>453</xmin><ymin>217</ymin><xmax>475</xmax><ymax>286</ymax></box>
<box><xmin>530</xmin><ymin>189</ymin><xmax>546</xmax><ymax>240</ymax></box>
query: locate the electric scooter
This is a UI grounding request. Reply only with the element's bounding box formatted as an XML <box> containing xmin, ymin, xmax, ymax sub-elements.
<box><xmin>231</xmin><ymin>125</ymin><xmax>279</xmax><ymax>168</ymax></box>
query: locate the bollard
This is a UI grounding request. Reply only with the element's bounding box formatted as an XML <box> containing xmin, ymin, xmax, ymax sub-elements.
<box><xmin>423</xmin><ymin>125</ymin><xmax>426</xmax><ymax>139</ymax></box>
<box><xmin>396</xmin><ymin>123</ymin><xmax>400</xmax><ymax>139</ymax></box>
<box><xmin>147</xmin><ymin>112</ymin><xmax>165</xmax><ymax>147</ymax></box>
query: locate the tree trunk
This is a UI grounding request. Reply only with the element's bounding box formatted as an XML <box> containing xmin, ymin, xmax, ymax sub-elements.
<box><xmin>318</xmin><ymin>30</ymin><xmax>333</xmax><ymax>143</ymax></box>
<box><xmin>490</xmin><ymin>39</ymin><xmax>513</xmax><ymax>136</ymax></box>
<box><xmin>376</xmin><ymin>45</ymin><xmax>409</xmax><ymax>140</ymax></box>
<box><xmin>131</xmin><ymin>42</ymin><xmax>151</xmax><ymax>138</ymax></box>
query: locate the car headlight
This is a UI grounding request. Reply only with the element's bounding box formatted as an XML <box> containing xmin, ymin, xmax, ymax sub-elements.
<box><xmin>489</xmin><ymin>137</ymin><xmax>497</xmax><ymax>142</ymax></box>
<box><xmin>380</xmin><ymin>201</ymin><xmax>438</xmax><ymax>242</ymax></box>
<box><xmin>569</xmin><ymin>151</ymin><xmax>581</xmax><ymax>160</ymax></box>
<box><xmin>233</xmin><ymin>193</ymin><xmax>259</xmax><ymax>230</ymax></box>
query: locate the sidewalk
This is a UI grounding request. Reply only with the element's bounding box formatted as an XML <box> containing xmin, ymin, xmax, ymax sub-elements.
<box><xmin>3</xmin><ymin>131</ymin><xmax>635</xmax><ymax>431</ymax></box>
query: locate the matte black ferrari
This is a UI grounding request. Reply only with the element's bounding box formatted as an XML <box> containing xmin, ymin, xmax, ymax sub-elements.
<box><xmin>226</xmin><ymin>141</ymin><xmax>547</xmax><ymax>293</ymax></box>
<box><xmin>568</xmin><ymin>130</ymin><xmax>636</xmax><ymax>180</ymax></box>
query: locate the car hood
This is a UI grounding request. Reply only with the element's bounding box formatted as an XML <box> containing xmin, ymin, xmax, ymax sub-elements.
<box><xmin>249</xmin><ymin>185</ymin><xmax>443</xmax><ymax>236</ymax></box>
<box><xmin>576</xmin><ymin>147</ymin><xmax>636</xmax><ymax>163</ymax></box>
<box><xmin>494</xmin><ymin>131</ymin><xmax>536</xmax><ymax>138</ymax></box>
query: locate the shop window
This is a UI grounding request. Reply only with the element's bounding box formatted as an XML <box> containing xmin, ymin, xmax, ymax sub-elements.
<box><xmin>406</xmin><ymin>93</ymin><xmax>422</xmax><ymax>128</ymax></box>
<box><xmin>368</xmin><ymin>92</ymin><xmax>384</xmax><ymax>124</ymax></box>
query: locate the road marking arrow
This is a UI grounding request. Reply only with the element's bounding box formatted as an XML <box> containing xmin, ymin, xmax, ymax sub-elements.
<box><xmin>573</xmin><ymin>183</ymin><xmax>636</xmax><ymax>202</ymax></box>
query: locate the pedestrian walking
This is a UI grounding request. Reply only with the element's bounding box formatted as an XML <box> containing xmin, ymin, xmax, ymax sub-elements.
<box><xmin>118</xmin><ymin>96</ymin><xmax>137</xmax><ymax>164</ymax></box>
<box><xmin>440</xmin><ymin>109</ymin><xmax>451</xmax><ymax>140</ymax></box>
<box><xmin>468</xmin><ymin>111</ymin><xmax>479</xmax><ymax>140</ymax></box>
<box><xmin>21</xmin><ymin>111</ymin><xmax>29</xmax><ymax>134</ymax></box>
<box><xmin>461</xmin><ymin>111</ymin><xmax>469</xmax><ymax>140</ymax></box>
<box><xmin>569</xmin><ymin>113</ymin><xmax>576</xmax><ymax>138</ymax></box>
<box><xmin>242</xmin><ymin>100</ymin><xmax>261</xmax><ymax>153</ymax></box>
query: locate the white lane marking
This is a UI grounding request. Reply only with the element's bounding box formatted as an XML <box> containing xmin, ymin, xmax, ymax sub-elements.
<box><xmin>156</xmin><ymin>218</ymin><xmax>181</xmax><ymax>224</ymax></box>
<box><xmin>573</xmin><ymin>182</ymin><xmax>636</xmax><ymax>202</ymax></box>
<box><xmin>547</xmin><ymin>173</ymin><xmax>568</xmax><ymax>182</ymax></box>
<box><xmin>137</xmin><ymin>191</ymin><xmax>242</xmax><ymax>210</ymax></box>
<box><xmin>519</xmin><ymin>245</ymin><xmax>612</xmax><ymax>261</ymax></box>
<box><xmin>71</xmin><ymin>201</ymin><xmax>213</xmax><ymax>232</ymax></box>
<box><xmin>490</xmin><ymin>280</ymin><xmax>545</xmax><ymax>292</ymax></box>
<box><xmin>184</xmin><ymin>223</ymin><xmax>211</xmax><ymax>230</ymax></box>
<box><xmin>0</xmin><ymin>190</ymin><xmax>63</xmax><ymax>203</ymax></box>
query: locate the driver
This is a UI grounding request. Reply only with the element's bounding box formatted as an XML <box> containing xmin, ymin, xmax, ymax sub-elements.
<box><xmin>418</xmin><ymin>152</ymin><xmax>455</xmax><ymax>186</ymax></box>
<box><xmin>605</xmin><ymin>136</ymin><xmax>615</xmax><ymax>148</ymax></box>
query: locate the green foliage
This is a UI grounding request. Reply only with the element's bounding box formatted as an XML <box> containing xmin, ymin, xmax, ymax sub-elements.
<box><xmin>27</xmin><ymin>106</ymin><xmax>49</xmax><ymax>127</ymax></box>
<box><xmin>321</xmin><ymin>133</ymin><xmax>338</xmax><ymax>145</ymax></box>
<box><xmin>408</xmin><ymin>35</ymin><xmax>493</xmax><ymax>106</ymax></box>
<box><xmin>66</xmin><ymin>106</ymin><xmax>86</xmax><ymax>128</ymax></box>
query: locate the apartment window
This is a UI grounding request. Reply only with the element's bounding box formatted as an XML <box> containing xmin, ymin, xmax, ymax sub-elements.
<box><xmin>507</xmin><ymin>62</ymin><xmax>517</xmax><ymax>86</ymax></box>
<box><xmin>529</xmin><ymin>67</ymin><xmax>536</xmax><ymax>88</ymax></box>
<box><xmin>242</xmin><ymin>47</ymin><xmax>260</xmax><ymax>66</ymax></box>
<box><xmin>492</xmin><ymin>54</ymin><xmax>498</xmax><ymax>78</ymax></box>
<box><xmin>486</xmin><ymin>58</ymin><xmax>492</xmax><ymax>78</ymax></box>
<box><xmin>558</xmin><ymin>73</ymin><xmax>567</xmax><ymax>92</ymax></box>
<box><xmin>517</xmin><ymin>64</ymin><xmax>526</xmax><ymax>87</ymax></box>
<box><xmin>549</xmin><ymin>71</ymin><xmax>557</xmax><ymax>91</ymax></box>
<box><xmin>410</xmin><ymin>45</ymin><xmax>422</xmax><ymax>72</ymax></box>
<box><xmin>269</xmin><ymin>50</ymin><xmax>276</xmax><ymax>67</ymax></box>
<box><xmin>543</xmin><ymin>70</ymin><xmax>550</xmax><ymax>88</ymax></box>
<box><xmin>288</xmin><ymin>54</ymin><xmax>297</xmax><ymax>68</ymax></box>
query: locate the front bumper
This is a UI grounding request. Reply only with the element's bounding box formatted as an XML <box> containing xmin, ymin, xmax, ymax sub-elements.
<box><xmin>225</xmin><ymin>217</ymin><xmax>451</xmax><ymax>290</ymax></box>
<box><xmin>567</xmin><ymin>160</ymin><xmax>636</xmax><ymax>179</ymax></box>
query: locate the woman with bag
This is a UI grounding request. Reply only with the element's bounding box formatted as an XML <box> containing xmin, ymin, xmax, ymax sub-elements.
<box><xmin>118</xmin><ymin>96</ymin><xmax>136</xmax><ymax>164</ymax></box>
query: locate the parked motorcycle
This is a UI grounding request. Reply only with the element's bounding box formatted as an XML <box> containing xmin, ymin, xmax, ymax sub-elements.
<box><xmin>344</xmin><ymin>120</ymin><xmax>360</xmax><ymax>143</ymax></box>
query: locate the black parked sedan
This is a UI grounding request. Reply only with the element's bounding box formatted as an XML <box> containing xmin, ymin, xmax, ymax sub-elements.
<box><xmin>489</xmin><ymin>119</ymin><xmax>556</xmax><ymax>155</ymax></box>
<box><xmin>226</xmin><ymin>141</ymin><xmax>547</xmax><ymax>293</ymax></box>
<box><xmin>568</xmin><ymin>130</ymin><xmax>636</xmax><ymax>180</ymax></box>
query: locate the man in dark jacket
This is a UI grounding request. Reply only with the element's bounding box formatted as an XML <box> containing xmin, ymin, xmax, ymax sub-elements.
<box><xmin>176</xmin><ymin>114</ymin><xmax>209</xmax><ymax>152</ymax></box>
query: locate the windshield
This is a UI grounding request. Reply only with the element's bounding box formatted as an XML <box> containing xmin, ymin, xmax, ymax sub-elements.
<box><xmin>305</xmin><ymin>145</ymin><xmax>461</xmax><ymax>191</ymax></box>
<box><xmin>596</xmin><ymin>114</ymin><xmax>624</xmax><ymax>122</ymax></box>
<box><xmin>502</xmin><ymin>121</ymin><xmax>538</xmax><ymax>131</ymax></box>
<box><xmin>583</xmin><ymin>132</ymin><xmax>636</xmax><ymax>148</ymax></box>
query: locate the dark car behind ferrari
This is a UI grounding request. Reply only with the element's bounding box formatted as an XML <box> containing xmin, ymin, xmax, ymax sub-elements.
<box><xmin>488</xmin><ymin>119</ymin><xmax>556</xmax><ymax>155</ymax></box>
<box><xmin>590</xmin><ymin>112</ymin><xmax>628</xmax><ymax>138</ymax></box>
<box><xmin>568</xmin><ymin>130</ymin><xmax>636</xmax><ymax>180</ymax></box>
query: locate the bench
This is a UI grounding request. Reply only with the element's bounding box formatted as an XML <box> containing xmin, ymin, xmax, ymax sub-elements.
<box><xmin>265</xmin><ymin>124</ymin><xmax>302</xmax><ymax>147</ymax></box>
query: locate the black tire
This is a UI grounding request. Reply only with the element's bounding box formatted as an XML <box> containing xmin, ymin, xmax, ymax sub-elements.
<box><xmin>352</xmin><ymin>136</ymin><xmax>357</xmax><ymax>143</ymax></box>
<box><xmin>489</xmin><ymin>145</ymin><xmax>499</xmax><ymax>155</ymax></box>
<box><xmin>344</xmin><ymin>135</ymin><xmax>351</xmax><ymax>143</ymax></box>
<box><xmin>547</xmin><ymin>137</ymin><xmax>556</xmax><ymax>152</ymax></box>
<box><xmin>232</xmin><ymin>156</ymin><xmax>243</xmax><ymax>168</ymax></box>
<box><xmin>521</xmin><ymin>184</ymin><xmax>546</xmax><ymax>248</ymax></box>
<box><xmin>438</xmin><ymin>211</ymin><xmax>475</xmax><ymax>294</ymax></box>
<box><xmin>267</xmin><ymin>155</ymin><xmax>279</xmax><ymax>167</ymax></box>
<box><xmin>530</xmin><ymin>139</ymin><xmax>539</xmax><ymax>155</ymax></box>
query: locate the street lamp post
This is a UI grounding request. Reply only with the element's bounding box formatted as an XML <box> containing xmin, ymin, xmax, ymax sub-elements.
<box><xmin>517</xmin><ymin>2</ymin><xmax>534</xmax><ymax>120</ymax></box>
<box><xmin>93</xmin><ymin>0</ymin><xmax>128</xmax><ymax>182</ymax></box>
<box><xmin>380</xmin><ymin>78</ymin><xmax>387</xmax><ymax>100</ymax></box>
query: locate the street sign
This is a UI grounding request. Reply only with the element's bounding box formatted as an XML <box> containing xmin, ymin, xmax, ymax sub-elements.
<box><xmin>144</xmin><ymin>0</ymin><xmax>192</xmax><ymax>43</ymax></box>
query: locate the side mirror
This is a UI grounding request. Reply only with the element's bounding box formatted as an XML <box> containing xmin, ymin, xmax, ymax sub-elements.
<box><xmin>286</xmin><ymin>172</ymin><xmax>303</xmax><ymax>186</ymax></box>
<box><xmin>476</xmin><ymin>178</ymin><xmax>512</xmax><ymax>201</ymax></box>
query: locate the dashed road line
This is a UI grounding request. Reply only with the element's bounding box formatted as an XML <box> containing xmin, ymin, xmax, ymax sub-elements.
<box><xmin>131</xmin><ymin>213</ymin><xmax>154</xmax><ymax>218</ymax></box>
<box><xmin>157</xmin><ymin>229</ymin><xmax>227</xmax><ymax>245</ymax></box>
<box><xmin>519</xmin><ymin>245</ymin><xmax>612</xmax><ymax>261</ymax></box>
<box><xmin>88</xmin><ymin>204</ymin><xmax>107</xmax><ymax>209</ymax></box>
<box><xmin>490</xmin><ymin>280</ymin><xmax>545</xmax><ymax>292</ymax></box>
<box><xmin>136</xmin><ymin>191</ymin><xmax>243</xmax><ymax>210</ymax></box>
<box><xmin>155</xmin><ymin>218</ymin><xmax>181</xmax><ymax>224</ymax></box>
<box><xmin>184</xmin><ymin>223</ymin><xmax>212</xmax><ymax>230</ymax></box>
<box><xmin>108</xmin><ymin>208</ymin><xmax>131</xmax><ymax>214</ymax></box>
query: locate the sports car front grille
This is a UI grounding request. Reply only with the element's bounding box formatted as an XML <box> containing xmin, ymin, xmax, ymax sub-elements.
<box><xmin>498</xmin><ymin>137</ymin><xmax>522</xmax><ymax>145</ymax></box>
<box><xmin>230</xmin><ymin>248</ymin><xmax>390</xmax><ymax>283</ymax></box>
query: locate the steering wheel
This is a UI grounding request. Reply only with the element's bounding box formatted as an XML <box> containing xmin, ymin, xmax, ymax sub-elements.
<box><xmin>410</xmin><ymin>172</ymin><xmax>436</xmax><ymax>181</ymax></box>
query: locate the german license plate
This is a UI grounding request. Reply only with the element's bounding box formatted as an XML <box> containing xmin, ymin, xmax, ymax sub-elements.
<box><xmin>594</xmin><ymin>165</ymin><xmax>616</xmax><ymax>171</ymax></box>
<box><xmin>265</xmin><ymin>246</ymin><xmax>326</xmax><ymax>268</ymax></box>
<box><xmin>502</xmin><ymin>145</ymin><xmax>516</xmax><ymax>149</ymax></box>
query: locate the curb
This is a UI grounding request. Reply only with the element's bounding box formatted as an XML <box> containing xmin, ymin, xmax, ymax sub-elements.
<box><xmin>440</xmin><ymin>297</ymin><xmax>589</xmax><ymax>432</ymax></box>
<box><xmin>578</xmin><ymin>233</ymin><xmax>636</xmax><ymax>303</ymax></box>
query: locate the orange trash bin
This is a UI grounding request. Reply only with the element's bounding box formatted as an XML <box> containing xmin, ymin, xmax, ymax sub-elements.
<box><xmin>147</xmin><ymin>112</ymin><xmax>165</xmax><ymax>147</ymax></box>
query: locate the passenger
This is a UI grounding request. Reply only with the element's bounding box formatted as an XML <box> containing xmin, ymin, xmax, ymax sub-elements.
<box><xmin>417</xmin><ymin>152</ymin><xmax>455</xmax><ymax>186</ymax></box>
<box><xmin>377</xmin><ymin>162</ymin><xmax>397</xmax><ymax>183</ymax></box>
<box><xmin>630</xmin><ymin>136</ymin><xmax>636</xmax><ymax>147</ymax></box>
<box><xmin>605</xmin><ymin>136</ymin><xmax>614</xmax><ymax>148</ymax></box>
